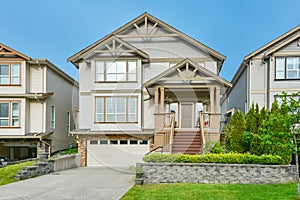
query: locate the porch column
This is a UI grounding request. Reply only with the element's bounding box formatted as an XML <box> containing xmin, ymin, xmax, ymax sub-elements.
<box><xmin>210</xmin><ymin>87</ymin><xmax>215</xmax><ymax>113</ymax></box>
<box><xmin>160</xmin><ymin>87</ymin><xmax>165</xmax><ymax>112</ymax></box>
<box><xmin>216</xmin><ymin>87</ymin><xmax>220</xmax><ymax>113</ymax></box>
<box><xmin>155</xmin><ymin>87</ymin><xmax>159</xmax><ymax>113</ymax></box>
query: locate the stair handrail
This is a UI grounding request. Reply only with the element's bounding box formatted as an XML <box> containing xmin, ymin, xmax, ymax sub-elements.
<box><xmin>199</xmin><ymin>111</ymin><xmax>206</xmax><ymax>154</ymax></box>
<box><xmin>169</xmin><ymin>112</ymin><xmax>175</xmax><ymax>153</ymax></box>
<box><xmin>145</xmin><ymin>146</ymin><xmax>164</xmax><ymax>155</ymax></box>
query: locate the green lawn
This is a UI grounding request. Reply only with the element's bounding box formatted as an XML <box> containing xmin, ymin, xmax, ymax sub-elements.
<box><xmin>121</xmin><ymin>182</ymin><xmax>297</xmax><ymax>200</ymax></box>
<box><xmin>0</xmin><ymin>161</ymin><xmax>35</xmax><ymax>186</ymax></box>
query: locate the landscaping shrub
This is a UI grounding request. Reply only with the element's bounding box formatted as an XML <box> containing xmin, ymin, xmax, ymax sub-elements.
<box><xmin>143</xmin><ymin>153</ymin><xmax>285</xmax><ymax>165</ymax></box>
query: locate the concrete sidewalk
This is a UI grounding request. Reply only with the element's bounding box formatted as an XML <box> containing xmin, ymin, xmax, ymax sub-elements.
<box><xmin>0</xmin><ymin>167</ymin><xmax>134</xmax><ymax>200</ymax></box>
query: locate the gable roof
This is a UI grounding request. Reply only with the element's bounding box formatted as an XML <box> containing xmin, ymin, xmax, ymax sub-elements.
<box><xmin>68</xmin><ymin>12</ymin><xmax>226</xmax><ymax>69</ymax></box>
<box><xmin>76</xmin><ymin>36</ymin><xmax>149</xmax><ymax>62</ymax></box>
<box><xmin>144</xmin><ymin>58</ymin><xmax>232</xmax><ymax>87</ymax></box>
<box><xmin>0</xmin><ymin>43</ymin><xmax>31</xmax><ymax>60</ymax></box>
<box><xmin>245</xmin><ymin>24</ymin><xmax>300</xmax><ymax>60</ymax></box>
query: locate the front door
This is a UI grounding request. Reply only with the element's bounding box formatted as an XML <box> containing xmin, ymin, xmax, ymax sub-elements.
<box><xmin>180</xmin><ymin>103</ymin><xmax>193</xmax><ymax>128</ymax></box>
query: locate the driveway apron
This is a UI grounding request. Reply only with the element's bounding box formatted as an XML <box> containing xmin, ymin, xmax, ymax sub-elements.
<box><xmin>0</xmin><ymin>167</ymin><xmax>134</xmax><ymax>200</ymax></box>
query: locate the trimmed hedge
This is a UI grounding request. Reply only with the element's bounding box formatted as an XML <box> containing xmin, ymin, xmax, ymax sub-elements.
<box><xmin>143</xmin><ymin>153</ymin><xmax>286</xmax><ymax>165</ymax></box>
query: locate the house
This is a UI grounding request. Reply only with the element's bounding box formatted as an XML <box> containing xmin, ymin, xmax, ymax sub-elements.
<box><xmin>0</xmin><ymin>43</ymin><xmax>79</xmax><ymax>160</ymax></box>
<box><xmin>222</xmin><ymin>25</ymin><xmax>300</xmax><ymax>118</ymax></box>
<box><xmin>68</xmin><ymin>12</ymin><xmax>231</xmax><ymax>167</ymax></box>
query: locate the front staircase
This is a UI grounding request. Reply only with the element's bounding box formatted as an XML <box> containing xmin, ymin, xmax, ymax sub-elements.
<box><xmin>172</xmin><ymin>129</ymin><xmax>202</xmax><ymax>154</ymax></box>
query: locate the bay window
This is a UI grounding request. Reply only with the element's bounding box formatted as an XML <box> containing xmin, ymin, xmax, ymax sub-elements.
<box><xmin>0</xmin><ymin>101</ymin><xmax>20</xmax><ymax>127</ymax></box>
<box><xmin>95</xmin><ymin>60</ymin><xmax>137</xmax><ymax>82</ymax></box>
<box><xmin>0</xmin><ymin>63</ymin><xmax>20</xmax><ymax>85</ymax></box>
<box><xmin>276</xmin><ymin>57</ymin><xmax>300</xmax><ymax>79</ymax></box>
<box><xmin>95</xmin><ymin>97</ymin><xmax>138</xmax><ymax>123</ymax></box>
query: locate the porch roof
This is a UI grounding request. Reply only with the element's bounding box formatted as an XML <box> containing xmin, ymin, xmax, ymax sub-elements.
<box><xmin>144</xmin><ymin>58</ymin><xmax>232</xmax><ymax>88</ymax></box>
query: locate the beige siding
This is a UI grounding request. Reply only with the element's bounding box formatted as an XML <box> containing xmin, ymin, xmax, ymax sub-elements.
<box><xmin>45</xmin><ymin>67</ymin><xmax>78</xmax><ymax>152</ymax></box>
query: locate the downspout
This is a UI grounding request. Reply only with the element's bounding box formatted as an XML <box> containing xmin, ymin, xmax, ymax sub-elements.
<box><xmin>143</xmin><ymin>87</ymin><xmax>153</xmax><ymax>101</ymax></box>
<box><xmin>243</xmin><ymin>60</ymin><xmax>251</xmax><ymax>113</ymax></box>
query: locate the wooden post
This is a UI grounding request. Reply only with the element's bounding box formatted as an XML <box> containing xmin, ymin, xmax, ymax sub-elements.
<box><xmin>216</xmin><ymin>87</ymin><xmax>220</xmax><ymax>113</ymax></box>
<box><xmin>210</xmin><ymin>87</ymin><xmax>215</xmax><ymax>113</ymax></box>
<box><xmin>154</xmin><ymin>87</ymin><xmax>159</xmax><ymax>113</ymax></box>
<box><xmin>160</xmin><ymin>87</ymin><xmax>165</xmax><ymax>112</ymax></box>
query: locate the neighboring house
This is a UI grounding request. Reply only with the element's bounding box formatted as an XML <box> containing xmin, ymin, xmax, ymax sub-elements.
<box><xmin>0</xmin><ymin>43</ymin><xmax>79</xmax><ymax>160</ymax></box>
<box><xmin>222</xmin><ymin>25</ymin><xmax>300</xmax><ymax>119</ymax></box>
<box><xmin>68</xmin><ymin>12</ymin><xmax>231</xmax><ymax>167</ymax></box>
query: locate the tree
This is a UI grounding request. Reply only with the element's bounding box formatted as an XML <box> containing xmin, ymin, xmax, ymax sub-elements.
<box><xmin>224</xmin><ymin>111</ymin><xmax>246</xmax><ymax>153</ymax></box>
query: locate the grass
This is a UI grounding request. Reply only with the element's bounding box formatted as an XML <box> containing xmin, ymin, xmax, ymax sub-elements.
<box><xmin>121</xmin><ymin>182</ymin><xmax>297</xmax><ymax>200</ymax></box>
<box><xmin>0</xmin><ymin>161</ymin><xmax>35</xmax><ymax>186</ymax></box>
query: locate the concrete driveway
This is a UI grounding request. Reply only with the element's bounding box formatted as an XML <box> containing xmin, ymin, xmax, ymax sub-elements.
<box><xmin>0</xmin><ymin>167</ymin><xmax>134</xmax><ymax>200</ymax></box>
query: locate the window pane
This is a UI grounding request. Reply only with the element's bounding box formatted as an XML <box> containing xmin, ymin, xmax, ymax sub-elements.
<box><xmin>128</xmin><ymin>73</ymin><xmax>136</xmax><ymax>81</ymax></box>
<box><xmin>106</xmin><ymin>114</ymin><xmax>115</xmax><ymax>122</ymax></box>
<box><xmin>96</xmin><ymin>62</ymin><xmax>104</xmax><ymax>81</ymax></box>
<box><xmin>128</xmin><ymin>61</ymin><xmax>136</xmax><ymax>72</ymax></box>
<box><xmin>110</xmin><ymin>140</ymin><xmax>118</xmax><ymax>145</ymax></box>
<box><xmin>116</xmin><ymin>114</ymin><xmax>126</xmax><ymax>122</ymax></box>
<box><xmin>128</xmin><ymin>114</ymin><xmax>136</xmax><ymax>122</ymax></box>
<box><xmin>0</xmin><ymin>119</ymin><xmax>8</xmax><ymax>126</ymax></box>
<box><xmin>106</xmin><ymin>74</ymin><xmax>116</xmax><ymax>81</ymax></box>
<box><xmin>0</xmin><ymin>103</ymin><xmax>9</xmax><ymax>118</ymax></box>
<box><xmin>106</xmin><ymin>98</ymin><xmax>115</xmax><ymax>113</ymax></box>
<box><xmin>116</xmin><ymin>61</ymin><xmax>126</xmax><ymax>73</ymax></box>
<box><xmin>116</xmin><ymin>74</ymin><xmax>125</xmax><ymax>81</ymax></box>
<box><xmin>120</xmin><ymin>140</ymin><xmax>128</xmax><ymax>145</ymax></box>
<box><xmin>116</xmin><ymin>98</ymin><xmax>126</xmax><ymax>112</ymax></box>
<box><xmin>100</xmin><ymin>140</ymin><xmax>108</xmax><ymax>145</ymax></box>
<box><xmin>287</xmin><ymin>58</ymin><xmax>299</xmax><ymax>70</ymax></box>
<box><xmin>90</xmin><ymin>140</ymin><xmax>98</xmax><ymax>145</ymax></box>
<box><xmin>96</xmin><ymin>114</ymin><xmax>103</xmax><ymax>122</ymax></box>
<box><xmin>128</xmin><ymin>98</ymin><xmax>137</xmax><ymax>113</ymax></box>
<box><xmin>276</xmin><ymin>58</ymin><xmax>285</xmax><ymax>79</ymax></box>
<box><xmin>139</xmin><ymin>140</ymin><xmax>148</xmax><ymax>145</ymax></box>
<box><xmin>0</xmin><ymin>65</ymin><xmax>10</xmax><ymax>84</ymax></box>
<box><xmin>287</xmin><ymin>71</ymin><xmax>297</xmax><ymax>79</ymax></box>
<box><xmin>130</xmin><ymin>140</ymin><xmax>138</xmax><ymax>145</ymax></box>
<box><xmin>106</xmin><ymin>62</ymin><xmax>116</xmax><ymax>73</ymax></box>
<box><xmin>12</xmin><ymin>103</ymin><xmax>19</xmax><ymax>117</ymax></box>
<box><xmin>12</xmin><ymin>119</ymin><xmax>19</xmax><ymax>127</ymax></box>
<box><xmin>96</xmin><ymin>98</ymin><xmax>104</xmax><ymax>113</ymax></box>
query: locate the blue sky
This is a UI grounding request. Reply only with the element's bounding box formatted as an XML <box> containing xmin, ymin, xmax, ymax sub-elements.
<box><xmin>1</xmin><ymin>0</ymin><xmax>300</xmax><ymax>81</ymax></box>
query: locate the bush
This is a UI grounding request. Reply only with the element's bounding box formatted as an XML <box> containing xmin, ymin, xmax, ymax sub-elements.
<box><xmin>143</xmin><ymin>153</ymin><xmax>285</xmax><ymax>165</ymax></box>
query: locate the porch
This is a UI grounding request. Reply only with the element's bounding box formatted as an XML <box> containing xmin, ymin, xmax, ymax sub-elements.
<box><xmin>150</xmin><ymin>86</ymin><xmax>222</xmax><ymax>154</ymax></box>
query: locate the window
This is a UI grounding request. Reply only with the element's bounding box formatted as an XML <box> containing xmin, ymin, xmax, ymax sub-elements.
<box><xmin>95</xmin><ymin>60</ymin><xmax>137</xmax><ymax>82</ymax></box>
<box><xmin>100</xmin><ymin>140</ymin><xmax>108</xmax><ymax>145</ymax></box>
<box><xmin>95</xmin><ymin>97</ymin><xmax>138</xmax><ymax>123</ymax></box>
<box><xmin>139</xmin><ymin>140</ymin><xmax>148</xmax><ymax>145</ymax></box>
<box><xmin>110</xmin><ymin>140</ymin><xmax>118</xmax><ymax>145</ymax></box>
<box><xmin>276</xmin><ymin>57</ymin><xmax>300</xmax><ymax>79</ymax></box>
<box><xmin>120</xmin><ymin>140</ymin><xmax>128</xmax><ymax>145</ymax></box>
<box><xmin>66</xmin><ymin>112</ymin><xmax>71</xmax><ymax>132</ymax></box>
<box><xmin>0</xmin><ymin>63</ymin><xmax>20</xmax><ymax>85</ymax></box>
<box><xmin>130</xmin><ymin>140</ymin><xmax>138</xmax><ymax>145</ymax></box>
<box><xmin>50</xmin><ymin>106</ymin><xmax>55</xmax><ymax>129</ymax></box>
<box><xmin>90</xmin><ymin>140</ymin><xmax>98</xmax><ymax>145</ymax></box>
<box><xmin>0</xmin><ymin>101</ymin><xmax>20</xmax><ymax>127</ymax></box>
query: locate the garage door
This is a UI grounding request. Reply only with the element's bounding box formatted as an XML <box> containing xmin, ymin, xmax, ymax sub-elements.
<box><xmin>87</xmin><ymin>139</ymin><xmax>149</xmax><ymax>166</ymax></box>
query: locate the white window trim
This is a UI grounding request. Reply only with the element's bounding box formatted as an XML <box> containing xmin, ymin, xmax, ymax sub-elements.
<box><xmin>50</xmin><ymin>106</ymin><xmax>55</xmax><ymax>129</ymax></box>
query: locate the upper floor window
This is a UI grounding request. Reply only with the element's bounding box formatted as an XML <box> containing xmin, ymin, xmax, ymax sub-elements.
<box><xmin>95</xmin><ymin>96</ymin><xmax>137</xmax><ymax>123</ymax></box>
<box><xmin>0</xmin><ymin>63</ymin><xmax>20</xmax><ymax>85</ymax></box>
<box><xmin>275</xmin><ymin>57</ymin><xmax>300</xmax><ymax>79</ymax></box>
<box><xmin>95</xmin><ymin>60</ymin><xmax>137</xmax><ymax>82</ymax></box>
<box><xmin>0</xmin><ymin>101</ymin><xmax>20</xmax><ymax>127</ymax></box>
<box><xmin>50</xmin><ymin>106</ymin><xmax>55</xmax><ymax>129</ymax></box>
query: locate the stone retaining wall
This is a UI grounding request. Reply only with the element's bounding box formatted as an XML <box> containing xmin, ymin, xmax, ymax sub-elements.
<box><xmin>140</xmin><ymin>163</ymin><xmax>297</xmax><ymax>184</ymax></box>
<box><xmin>15</xmin><ymin>153</ymin><xmax>80</xmax><ymax>181</ymax></box>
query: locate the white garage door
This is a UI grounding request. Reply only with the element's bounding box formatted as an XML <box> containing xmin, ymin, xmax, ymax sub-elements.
<box><xmin>87</xmin><ymin>139</ymin><xmax>149</xmax><ymax>166</ymax></box>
